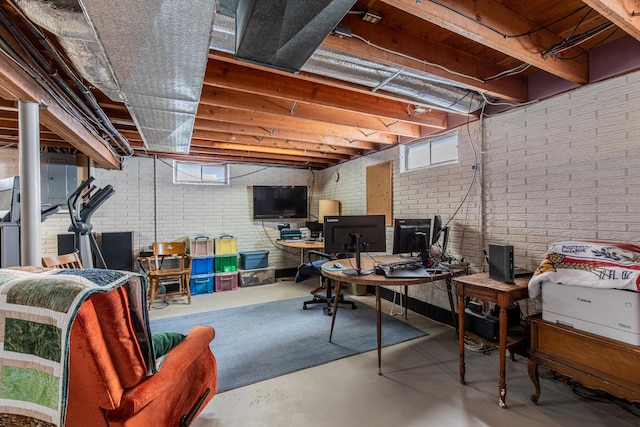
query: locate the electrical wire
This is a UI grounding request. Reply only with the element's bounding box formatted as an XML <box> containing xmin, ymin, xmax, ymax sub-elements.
<box><xmin>0</xmin><ymin>10</ymin><xmax>133</xmax><ymax>160</ymax></box>
<box><xmin>389</xmin><ymin>286</ymin><xmax>404</xmax><ymax>316</ymax></box>
<box><xmin>1</xmin><ymin>5</ymin><xmax>133</xmax><ymax>158</ymax></box>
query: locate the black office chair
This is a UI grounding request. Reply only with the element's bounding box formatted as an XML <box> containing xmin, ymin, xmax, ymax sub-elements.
<box><xmin>295</xmin><ymin>250</ymin><xmax>357</xmax><ymax>315</ymax></box>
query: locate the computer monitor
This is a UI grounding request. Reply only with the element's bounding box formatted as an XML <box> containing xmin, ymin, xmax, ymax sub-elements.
<box><xmin>323</xmin><ymin>215</ymin><xmax>386</xmax><ymax>276</ymax></box>
<box><xmin>431</xmin><ymin>214</ymin><xmax>442</xmax><ymax>245</ymax></box>
<box><xmin>430</xmin><ymin>214</ymin><xmax>450</xmax><ymax>259</ymax></box>
<box><xmin>392</xmin><ymin>218</ymin><xmax>431</xmax><ymax>255</ymax></box>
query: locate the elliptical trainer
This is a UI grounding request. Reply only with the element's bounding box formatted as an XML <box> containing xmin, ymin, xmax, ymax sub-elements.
<box><xmin>67</xmin><ymin>176</ymin><xmax>114</xmax><ymax>268</ymax></box>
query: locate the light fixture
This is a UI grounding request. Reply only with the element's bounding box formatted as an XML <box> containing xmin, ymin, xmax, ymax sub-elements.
<box><xmin>362</xmin><ymin>8</ymin><xmax>382</xmax><ymax>24</ymax></box>
<box><xmin>413</xmin><ymin>105</ymin><xmax>430</xmax><ymax>114</ymax></box>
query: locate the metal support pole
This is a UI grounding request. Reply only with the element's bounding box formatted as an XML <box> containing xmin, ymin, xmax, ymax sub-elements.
<box><xmin>18</xmin><ymin>100</ymin><xmax>41</xmax><ymax>266</ymax></box>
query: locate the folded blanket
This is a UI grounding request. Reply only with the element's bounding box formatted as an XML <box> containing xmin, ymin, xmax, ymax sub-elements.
<box><xmin>0</xmin><ymin>267</ymin><xmax>150</xmax><ymax>427</ymax></box>
<box><xmin>528</xmin><ymin>240</ymin><xmax>640</xmax><ymax>298</ymax></box>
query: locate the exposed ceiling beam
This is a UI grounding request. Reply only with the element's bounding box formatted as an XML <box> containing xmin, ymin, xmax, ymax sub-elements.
<box><xmin>190</xmin><ymin>130</ymin><xmax>364</xmax><ymax>157</ymax></box>
<box><xmin>172</xmin><ymin>149</ymin><xmax>329</xmax><ymax>168</ymax></box>
<box><xmin>204</xmin><ymin>57</ymin><xmax>448</xmax><ymax>128</ymax></box>
<box><xmin>382</xmin><ymin>0</ymin><xmax>589</xmax><ymax>84</ymax></box>
<box><xmin>199</xmin><ymin>86</ymin><xmax>423</xmax><ymax>138</ymax></box>
<box><xmin>192</xmin><ymin>119</ymin><xmax>380</xmax><ymax>150</ymax></box>
<box><xmin>323</xmin><ymin>12</ymin><xmax>528</xmax><ymax>102</ymax></box>
<box><xmin>583</xmin><ymin>0</ymin><xmax>640</xmax><ymax>41</ymax></box>
<box><xmin>0</xmin><ymin>51</ymin><xmax>120</xmax><ymax>169</ymax></box>
<box><xmin>197</xmin><ymin>105</ymin><xmax>399</xmax><ymax>145</ymax></box>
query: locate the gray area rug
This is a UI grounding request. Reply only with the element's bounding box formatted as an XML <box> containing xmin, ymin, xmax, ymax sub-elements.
<box><xmin>150</xmin><ymin>296</ymin><xmax>427</xmax><ymax>392</ymax></box>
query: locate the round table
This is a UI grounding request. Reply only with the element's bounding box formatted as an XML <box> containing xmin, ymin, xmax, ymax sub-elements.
<box><xmin>322</xmin><ymin>255</ymin><xmax>461</xmax><ymax>374</ymax></box>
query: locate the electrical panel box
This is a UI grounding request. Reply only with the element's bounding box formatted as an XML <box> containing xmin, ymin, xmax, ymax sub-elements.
<box><xmin>41</xmin><ymin>152</ymin><xmax>77</xmax><ymax>206</ymax></box>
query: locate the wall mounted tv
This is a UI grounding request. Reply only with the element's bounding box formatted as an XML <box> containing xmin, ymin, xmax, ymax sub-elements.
<box><xmin>252</xmin><ymin>186</ymin><xmax>308</xmax><ymax>220</ymax></box>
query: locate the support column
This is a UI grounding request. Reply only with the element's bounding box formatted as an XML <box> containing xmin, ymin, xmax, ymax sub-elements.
<box><xmin>18</xmin><ymin>100</ymin><xmax>41</xmax><ymax>266</ymax></box>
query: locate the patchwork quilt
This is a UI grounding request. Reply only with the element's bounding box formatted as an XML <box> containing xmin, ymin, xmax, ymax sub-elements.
<box><xmin>528</xmin><ymin>240</ymin><xmax>640</xmax><ymax>298</ymax></box>
<box><xmin>0</xmin><ymin>267</ymin><xmax>150</xmax><ymax>427</ymax></box>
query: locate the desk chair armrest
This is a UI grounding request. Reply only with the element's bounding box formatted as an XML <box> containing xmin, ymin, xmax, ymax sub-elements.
<box><xmin>307</xmin><ymin>250</ymin><xmax>332</xmax><ymax>263</ymax></box>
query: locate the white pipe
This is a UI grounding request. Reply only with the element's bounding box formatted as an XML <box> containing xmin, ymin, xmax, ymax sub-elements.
<box><xmin>18</xmin><ymin>100</ymin><xmax>41</xmax><ymax>266</ymax></box>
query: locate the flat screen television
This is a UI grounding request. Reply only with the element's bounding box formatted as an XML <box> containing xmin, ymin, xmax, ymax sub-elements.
<box><xmin>323</xmin><ymin>215</ymin><xmax>386</xmax><ymax>276</ymax></box>
<box><xmin>252</xmin><ymin>185</ymin><xmax>308</xmax><ymax>220</ymax></box>
<box><xmin>392</xmin><ymin>218</ymin><xmax>431</xmax><ymax>255</ymax></box>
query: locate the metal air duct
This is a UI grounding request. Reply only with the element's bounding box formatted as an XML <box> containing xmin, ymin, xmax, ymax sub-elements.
<box><xmin>235</xmin><ymin>0</ymin><xmax>357</xmax><ymax>73</ymax></box>
<box><xmin>15</xmin><ymin>0</ymin><xmax>218</xmax><ymax>154</ymax></box>
<box><xmin>212</xmin><ymin>13</ymin><xmax>483</xmax><ymax>114</ymax></box>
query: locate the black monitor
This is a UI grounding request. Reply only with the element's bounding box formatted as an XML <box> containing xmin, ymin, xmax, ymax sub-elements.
<box><xmin>392</xmin><ymin>218</ymin><xmax>431</xmax><ymax>255</ymax></box>
<box><xmin>431</xmin><ymin>214</ymin><xmax>442</xmax><ymax>245</ymax></box>
<box><xmin>323</xmin><ymin>215</ymin><xmax>386</xmax><ymax>276</ymax></box>
<box><xmin>0</xmin><ymin>176</ymin><xmax>20</xmax><ymax>223</ymax></box>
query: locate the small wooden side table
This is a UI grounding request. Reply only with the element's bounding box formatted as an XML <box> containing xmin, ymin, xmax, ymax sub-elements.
<box><xmin>453</xmin><ymin>272</ymin><xmax>531</xmax><ymax>408</ymax></box>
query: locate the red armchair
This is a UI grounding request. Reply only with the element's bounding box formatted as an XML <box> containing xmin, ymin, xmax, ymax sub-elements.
<box><xmin>66</xmin><ymin>286</ymin><xmax>217</xmax><ymax>426</ymax></box>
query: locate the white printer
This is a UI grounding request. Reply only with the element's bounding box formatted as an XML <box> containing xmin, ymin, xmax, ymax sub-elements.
<box><xmin>542</xmin><ymin>282</ymin><xmax>640</xmax><ymax>346</ymax></box>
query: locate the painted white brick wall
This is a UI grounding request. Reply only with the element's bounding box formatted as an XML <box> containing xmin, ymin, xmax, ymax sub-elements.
<box><xmin>2</xmin><ymin>69</ymin><xmax>640</xmax><ymax>313</ymax></box>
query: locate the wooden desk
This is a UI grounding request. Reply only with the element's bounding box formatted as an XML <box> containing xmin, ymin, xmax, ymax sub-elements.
<box><xmin>528</xmin><ymin>315</ymin><xmax>640</xmax><ymax>404</ymax></box>
<box><xmin>275</xmin><ymin>240</ymin><xmax>324</xmax><ymax>264</ymax></box>
<box><xmin>453</xmin><ymin>273</ymin><xmax>530</xmax><ymax>408</ymax></box>
<box><xmin>322</xmin><ymin>255</ymin><xmax>459</xmax><ymax>375</ymax></box>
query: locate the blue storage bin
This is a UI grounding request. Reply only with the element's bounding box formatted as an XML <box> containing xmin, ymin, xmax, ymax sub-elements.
<box><xmin>239</xmin><ymin>250</ymin><xmax>269</xmax><ymax>270</ymax></box>
<box><xmin>190</xmin><ymin>273</ymin><xmax>214</xmax><ymax>295</ymax></box>
<box><xmin>191</xmin><ymin>255</ymin><xmax>214</xmax><ymax>275</ymax></box>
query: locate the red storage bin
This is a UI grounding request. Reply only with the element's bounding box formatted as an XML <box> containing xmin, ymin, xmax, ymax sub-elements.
<box><xmin>215</xmin><ymin>272</ymin><xmax>238</xmax><ymax>292</ymax></box>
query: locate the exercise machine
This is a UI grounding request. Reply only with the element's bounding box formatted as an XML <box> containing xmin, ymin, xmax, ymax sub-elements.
<box><xmin>67</xmin><ymin>176</ymin><xmax>114</xmax><ymax>268</ymax></box>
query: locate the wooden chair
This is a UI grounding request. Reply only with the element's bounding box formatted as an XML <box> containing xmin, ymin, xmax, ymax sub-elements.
<box><xmin>42</xmin><ymin>252</ymin><xmax>83</xmax><ymax>268</ymax></box>
<box><xmin>144</xmin><ymin>241</ymin><xmax>191</xmax><ymax>308</ymax></box>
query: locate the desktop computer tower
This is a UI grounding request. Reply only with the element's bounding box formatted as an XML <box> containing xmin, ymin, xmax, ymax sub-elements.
<box><xmin>488</xmin><ymin>243</ymin><xmax>514</xmax><ymax>284</ymax></box>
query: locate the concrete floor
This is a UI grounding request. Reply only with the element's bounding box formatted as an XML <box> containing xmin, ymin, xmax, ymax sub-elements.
<box><xmin>149</xmin><ymin>279</ymin><xmax>639</xmax><ymax>427</ymax></box>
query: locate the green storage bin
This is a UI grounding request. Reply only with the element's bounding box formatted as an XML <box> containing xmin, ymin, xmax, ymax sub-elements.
<box><xmin>214</xmin><ymin>254</ymin><xmax>238</xmax><ymax>273</ymax></box>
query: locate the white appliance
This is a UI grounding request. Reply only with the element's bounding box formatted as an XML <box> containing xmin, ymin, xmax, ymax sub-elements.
<box><xmin>542</xmin><ymin>282</ymin><xmax>640</xmax><ymax>346</ymax></box>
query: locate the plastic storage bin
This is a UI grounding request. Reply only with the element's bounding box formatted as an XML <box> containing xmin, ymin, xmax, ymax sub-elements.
<box><xmin>239</xmin><ymin>250</ymin><xmax>269</xmax><ymax>269</ymax></box>
<box><xmin>190</xmin><ymin>235</ymin><xmax>213</xmax><ymax>256</ymax></box>
<box><xmin>190</xmin><ymin>273</ymin><xmax>214</xmax><ymax>295</ymax></box>
<box><xmin>214</xmin><ymin>254</ymin><xmax>237</xmax><ymax>273</ymax></box>
<box><xmin>215</xmin><ymin>272</ymin><xmax>238</xmax><ymax>292</ymax></box>
<box><xmin>191</xmin><ymin>255</ymin><xmax>214</xmax><ymax>275</ymax></box>
<box><xmin>239</xmin><ymin>267</ymin><xmax>275</xmax><ymax>287</ymax></box>
<box><xmin>215</xmin><ymin>235</ymin><xmax>237</xmax><ymax>254</ymax></box>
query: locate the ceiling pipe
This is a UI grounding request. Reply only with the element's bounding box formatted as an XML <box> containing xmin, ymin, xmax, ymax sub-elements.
<box><xmin>212</xmin><ymin>13</ymin><xmax>483</xmax><ymax>114</ymax></box>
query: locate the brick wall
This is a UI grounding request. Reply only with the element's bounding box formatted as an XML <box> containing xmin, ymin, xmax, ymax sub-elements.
<box><xmin>319</xmin><ymin>70</ymin><xmax>640</xmax><ymax>311</ymax></box>
<box><xmin>1</xmin><ymin>69</ymin><xmax>639</xmax><ymax>312</ymax></box>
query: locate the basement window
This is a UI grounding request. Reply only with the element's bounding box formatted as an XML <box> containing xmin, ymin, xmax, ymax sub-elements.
<box><xmin>173</xmin><ymin>161</ymin><xmax>229</xmax><ymax>185</ymax></box>
<box><xmin>399</xmin><ymin>131</ymin><xmax>458</xmax><ymax>173</ymax></box>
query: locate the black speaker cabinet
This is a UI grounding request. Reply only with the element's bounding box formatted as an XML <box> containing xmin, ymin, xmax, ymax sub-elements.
<box><xmin>100</xmin><ymin>231</ymin><xmax>134</xmax><ymax>271</ymax></box>
<box><xmin>57</xmin><ymin>233</ymin><xmax>76</xmax><ymax>256</ymax></box>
